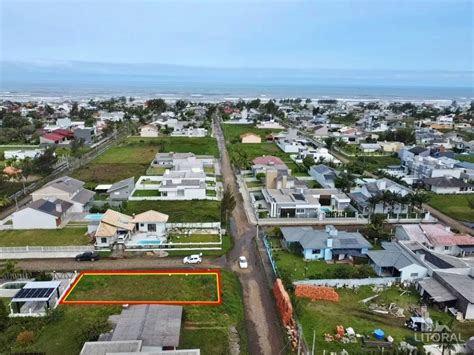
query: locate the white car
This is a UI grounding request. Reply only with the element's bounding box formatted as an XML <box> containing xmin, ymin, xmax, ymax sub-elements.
<box><xmin>238</xmin><ymin>256</ymin><xmax>248</xmax><ymax>269</ymax></box>
<box><xmin>183</xmin><ymin>254</ymin><xmax>202</xmax><ymax>264</ymax></box>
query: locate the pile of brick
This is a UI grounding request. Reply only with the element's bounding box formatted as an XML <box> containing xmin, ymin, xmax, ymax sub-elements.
<box><xmin>294</xmin><ymin>284</ymin><xmax>340</xmax><ymax>302</ymax></box>
<box><xmin>273</xmin><ymin>279</ymin><xmax>300</xmax><ymax>351</ymax></box>
<box><xmin>273</xmin><ymin>278</ymin><xmax>294</xmax><ymax>327</ymax></box>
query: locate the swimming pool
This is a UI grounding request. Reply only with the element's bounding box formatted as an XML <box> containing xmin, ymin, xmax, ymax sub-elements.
<box><xmin>85</xmin><ymin>213</ymin><xmax>104</xmax><ymax>221</ymax></box>
<box><xmin>137</xmin><ymin>240</ymin><xmax>163</xmax><ymax>245</ymax></box>
<box><xmin>320</xmin><ymin>207</ymin><xmax>332</xmax><ymax>213</ymax></box>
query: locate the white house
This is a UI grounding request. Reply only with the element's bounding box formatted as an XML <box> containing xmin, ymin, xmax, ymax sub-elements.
<box><xmin>140</xmin><ymin>124</ymin><xmax>159</xmax><ymax>137</ymax></box>
<box><xmin>4</xmin><ymin>149</ymin><xmax>43</xmax><ymax>160</ymax></box>
<box><xmin>31</xmin><ymin>176</ymin><xmax>95</xmax><ymax>213</ymax></box>
<box><xmin>360</xmin><ymin>143</ymin><xmax>381</xmax><ymax>153</ymax></box>
<box><xmin>423</xmin><ymin>176</ymin><xmax>474</xmax><ymax>194</ymax></box>
<box><xmin>11</xmin><ymin>199</ymin><xmax>73</xmax><ymax>229</ymax></box>
<box><xmin>367</xmin><ymin>242</ymin><xmax>428</xmax><ymax>282</ymax></box>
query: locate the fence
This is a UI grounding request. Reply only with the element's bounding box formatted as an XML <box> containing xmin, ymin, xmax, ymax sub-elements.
<box><xmin>261</xmin><ymin>234</ymin><xmax>278</xmax><ymax>276</ymax></box>
<box><xmin>293</xmin><ymin>276</ymin><xmax>401</xmax><ymax>288</ymax></box>
<box><xmin>0</xmin><ymin>245</ymin><xmax>94</xmax><ymax>253</ymax></box>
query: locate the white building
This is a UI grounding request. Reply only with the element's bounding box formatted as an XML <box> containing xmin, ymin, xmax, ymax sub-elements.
<box><xmin>4</xmin><ymin>149</ymin><xmax>43</xmax><ymax>160</ymax></box>
<box><xmin>140</xmin><ymin>125</ymin><xmax>159</xmax><ymax>137</ymax></box>
<box><xmin>11</xmin><ymin>199</ymin><xmax>73</xmax><ymax>229</ymax></box>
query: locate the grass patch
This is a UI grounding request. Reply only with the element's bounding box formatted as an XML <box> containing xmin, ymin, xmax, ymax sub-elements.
<box><xmin>204</xmin><ymin>166</ymin><xmax>215</xmax><ymax>174</ymax></box>
<box><xmin>273</xmin><ymin>248</ymin><xmax>375</xmax><ymax>284</ymax></box>
<box><xmin>73</xmin><ymin>136</ymin><xmax>218</xmax><ymax>184</ymax></box>
<box><xmin>297</xmin><ymin>286</ymin><xmax>474</xmax><ymax>353</ymax></box>
<box><xmin>147</xmin><ymin>166</ymin><xmax>167</xmax><ymax>175</ymax></box>
<box><xmin>456</xmin><ymin>154</ymin><xmax>474</xmax><ymax>163</ymax></box>
<box><xmin>246</xmin><ymin>181</ymin><xmax>264</xmax><ymax>188</ymax></box>
<box><xmin>0</xmin><ymin>227</ymin><xmax>89</xmax><ymax>247</ymax></box>
<box><xmin>169</xmin><ymin>233</ymin><xmax>220</xmax><ymax>243</ymax></box>
<box><xmin>132</xmin><ymin>189</ymin><xmax>161</xmax><ymax>197</ymax></box>
<box><xmin>179</xmin><ymin>271</ymin><xmax>248</xmax><ymax>354</ymax></box>
<box><xmin>167</xmin><ymin>234</ymin><xmax>232</xmax><ymax>257</ymax></box>
<box><xmin>427</xmin><ymin>193</ymin><xmax>474</xmax><ymax>222</ymax></box>
<box><xmin>64</xmin><ymin>272</ymin><xmax>219</xmax><ymax>303</ymax></box>
<box><xmin>206</xmin><ymin>189</ymin><xmax>217</xmax><ymax>197</ymax></box>
<box><xmin>122</xmin><ymin>200</ymin><xmax>221</xmax><ymax>223</ymax></box>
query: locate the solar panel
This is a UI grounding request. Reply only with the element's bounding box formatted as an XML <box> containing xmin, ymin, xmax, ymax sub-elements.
<box><xmin>339</xmin><ymin>238</ymin><xmax>358</xmax><ymax>246</ymax></box>
<box><xmin>15</xmin><ymin>287</ymin><xmax>55</xmax><ymax>300</ymax></box>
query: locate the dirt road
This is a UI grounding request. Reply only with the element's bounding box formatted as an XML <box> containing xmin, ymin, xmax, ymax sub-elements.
<box><xmin>214</xmin><ymin>119</ymin><xmax>285</xmax><ymax>355</ymax></box>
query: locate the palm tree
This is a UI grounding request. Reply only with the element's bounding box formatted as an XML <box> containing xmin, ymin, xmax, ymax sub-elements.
<box><xmin>410</xmin><ymin>190</ymin><xmax>430</xmax><ymax>210</ymax></box>
<box><xmin>367</xmin><ymin>195</ymin><xmax>379</xmax><ymax>218</ymax></box>
<box><xmin>221</xmin><ymin>185</ymin><xmax>236</xmax><ymax>229</ymax></box>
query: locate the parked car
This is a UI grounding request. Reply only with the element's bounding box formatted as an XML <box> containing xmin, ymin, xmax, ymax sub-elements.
<box><xmin>75</xmin><ymin>251</ymin><xmax>100</xmax><ymax>262</ymax></box>
<box><xmin>239</xmin><ymin>256</ymin><xmax>248</xmax><ymax>269</ymax></box>
<box><xmin>183</xmin><ymin>254</ymin><xmax>202</xmax><ymax>264</ymax></box>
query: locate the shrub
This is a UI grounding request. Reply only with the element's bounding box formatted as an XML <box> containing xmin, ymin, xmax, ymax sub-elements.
<box><xmin>16</xmin><ymin>330</ymin><xmax>35</xmax><ymax>347</ymax></box>
<box><xmin>34</xmin><ymin>271</ymin><xmax>52</xmax><ymax>281</ymax></box>
<box><xmin>0</xmin><ymin>300</ymin><xmax>9</xmax><ymax>331</ymax></box>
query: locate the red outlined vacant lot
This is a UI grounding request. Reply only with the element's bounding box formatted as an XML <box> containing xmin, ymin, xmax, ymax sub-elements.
<box><xmin>60</xmin><ymin>270</ymin><xmax>221</xmax><ymax>305</ymax></box>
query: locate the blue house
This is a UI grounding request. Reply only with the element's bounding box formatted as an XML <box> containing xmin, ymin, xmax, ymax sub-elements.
<box><xmin>280</xmin><ymin>225</ymin><xmax>372</xmax><ymax>261</ymax></box>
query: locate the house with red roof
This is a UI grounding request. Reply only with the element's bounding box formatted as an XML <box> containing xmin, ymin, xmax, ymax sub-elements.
<box><xmin>40</xmin><ymin>132</ymin><xmax>66</xmax><ymax>145</ymax></box>
<box><xmin>53</xmin><ymin>128</ymin><xmax>74</xmax><ymax>140</ymax></box>
<box><xmin>396</xmin><ymin>223</ymin><xmax>474</xmax><ymax>256</ymax></box>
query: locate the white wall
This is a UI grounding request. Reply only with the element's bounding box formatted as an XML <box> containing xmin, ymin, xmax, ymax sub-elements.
<box><xmin>400</xmin><ymin>264</ymin><xmax>428</xmax><ymax>282</ymax></box>
<box><xmin>12</xmin><ymin>209</ymin><xmax>58</xmax><ymax>229</ymax></box>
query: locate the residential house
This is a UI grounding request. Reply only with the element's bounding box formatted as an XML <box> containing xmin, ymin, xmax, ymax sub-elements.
<box><xmin>158</xmin><ymin>170</ymin><xmax>207</xmax><ymax>199</ymax></box>
<box><xmin>152</xmin><ymin>152</ymin><xmax>213</xmax><ymax>168</ymax></box>
<box><xmin>262</xmin><ymin>187</ymin><xmax>352</xmax><ymax>218</ymax></box>
<box><xmin>423</xmin><ymin>176</ymin><xmax>474</xmax><ymax>194</ymax></box>
<box><xmin>171</xmin><ymin>127</ymin><xmax>207</xmax><ymax>137</ymax></box>
<box><xmin>395</xmin><ymin>224</ymin><xmax>474</xmax><ymax>256</ymax></box>
<box><xmin>360</xmin><ymin>143</ymin><xmax>381</xmax><ymax>153</ymax></box>
<box><xmin>31</xmin><ymin>176</ymin><xmax>95</xmax><ymax>213</ymax></box>
<box><xmin>281</xmin><ymin>225</ymin><xmax>372</xmax><ymax>261</ymax></box>
<box><xmin>349</xmin><ymin>178</ymin><xmax>412</xmax><ymax>215</ymax></box>
<box><xmin>367</xmin><ymin>242</ymin><xmax>428</xmax><ymax>282</ymax></box>
<box><xmin>79</xmin><ymin>305</ymin><xmax>184</xmax><ymax>354</ymax></box>
<box><xmin>418</xmin><ymin>270</ymin><xmax>474</xmax><ymax>320</ymax></box>
<box><xmin>399</xmin><ymin>146</ymin><xmax>430</xmax><ymax>163</ymax></box>
<box><xmin>56</xmin><ymin>117</ymin><xmax>72</xmax><ymax>128</ymax></box>
<box><xmin>257</xmin><ymin>120</ymin><xmax>284</xmax><ymax>129</ymax></box>
<box><xmin>378</xmin><ymin>141</ymin><xmax>404</xmax><ymax>153</ymax></box>
<box><xmin>299</xmin><ymin>147</ymin><xmax>340</xmax><ymax>164</ymax></box>
<box><xmin>40</xmin><ymin>132</ymin><xmax>66</xmax><ymax>145</ymax></box>
<box><xmin>309</xmin><ymin>164</ymin><xmax>340</xmax><ymax>188</ymax></box>
<box><xmin>107</xmin><ymin>177</ymin><xmax>135</xmax><ymax>201</ymax></box>
<box><xmin>4</xmin><ymin>149</ymin><xmax>43</xmax><ymax>160</ymax></box>
<box><xmin>251</xmin><ymin>156</ymin><xmax>290</xmax><ymax>176</ymax></box>
<box><xmin>140</xmin><ymin>124</ymin><xmax>159</xmax><ymax>137</ymax></box>
<box><xmin>240</xmin><ymin>133</ymin><xmax>262</xmax><ymax>144</ymax></box>
<box><xmin>74</xmin><ymin>127</ymin><xmax>96</xmax><ymax>145</ymax></box>
<box><xmin>11</xmin><ymin>199</ymin><xmax>73</xmax><ymax>229</ymax></box>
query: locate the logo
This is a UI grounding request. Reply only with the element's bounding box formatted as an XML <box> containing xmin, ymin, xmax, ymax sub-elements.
<box><xmin>414</xmin><ymin>321</ymin><xmax>464</xmax><ymax>344</ymax></box>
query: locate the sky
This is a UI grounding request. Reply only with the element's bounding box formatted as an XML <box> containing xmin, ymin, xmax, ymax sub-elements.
<box><xmin>0</xmin><ymin>0</ymin><xmax>472</xmax><ymax>73</ymax></box>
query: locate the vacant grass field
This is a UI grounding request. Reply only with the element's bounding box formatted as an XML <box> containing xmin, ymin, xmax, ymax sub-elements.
<box><xmin>297</xmin><ymin>286</ymin><xmax>474</xmax><ymax>353</ymax></box>
<box><xmin>64</xmin><ymin>272</ymin><xmax>219</xmax><ymax>303</ymax></box>
<box><xmin>0</xmin><ymin>227</ymin><xmax>89</xmax><ymax>247</ymax></box>
<box><xmin>428</xmin><ymin>193</ymin><xmax>474</xmax><ymax>222</ymax></box>
<box><xmin>222</xmin><ymin>123</ymin><xmax>283</xmax><ymax>142</ymax></box>
<box><xmin>72</xmin><ymin>136</ymin><xmax>218</xmax><ymax>183</ymax></box>
<box><xmin>169</xmin><ymin>233</ymin><xmax>220</xmax><ymax>243</ymax></box>
<box><xmin>166</xmin><ymin>233</ymin><xmax>232</xmax><ymax>257</ymax></box>
<box><xmin>123</xmin><ymin>200</ymin><xmax>221</xmax><ymax>223</ymax></box>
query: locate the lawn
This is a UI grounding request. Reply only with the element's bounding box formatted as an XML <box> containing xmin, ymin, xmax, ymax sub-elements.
<box><xmin>178</xmin><ymin>271</ymin><xmax>248</xmax><ymax>354</ymax></box>
<box><xmin>272</xmin><ymin>248</ymin><xmax>376</xmax><ymax>285</ymax></box>
<box><xmin>0</xmin><ymin>304</ymin><xmax>121</xmax><ymax>355</ymax></box>
<box><xmin>0</xmin><ymin>227</ymin><xmax>89</xmax><ymax>247</ymax></box>
<box><xmin>72</xmin><ymin>136</ymin><xmax>218</xmax><ymax>184</ymax></box>
<box><xmin>297</xmin><ymin>286</ymin><xmax>474</xmax><ymax>353</ymax></box>
<box><xmin>147</xmin><ymin>166</ymin><xmax>167</xmax><ymax>175</ymax></box>
<box><xmin>166</xmin><ymin>234</ymin><xmax>232</xmax><ymax>257</ymax></box>
<box><xmin>132</xmin><ymin>189</ymin><xmax>161</xmax><ymax>197</ymax></box>
<box><xmin>169</xmin><ymin>233</ymin><xmax>220</xmax><ymax>243</ymax></box>
<box><xmin>64</xmin><ymin>272</ymin><xmax>219</xmax><ymax>303</ymax></box>
<box><xmin>206</xmin><ymin>189</ymin><xmax>217</xmax><ymax>197</ymax></box>
<box><xmin>122</xmin><ymin>200</ymin><xmax>221</xmax><ymax>223</ymax></box>
<box><xmin>246</xmin><ymin>181</ymin><xmax>264</xmax><ymax>188</ymax></box>
<box><xmin>427</xmin><ymin>193</ymin><xmax>474</xmax><ymax>223</ymax></box>
<box><xmin>456</xmin><ymin>154</ymin><xmax>474</xmax><ymax>163</ymax></box>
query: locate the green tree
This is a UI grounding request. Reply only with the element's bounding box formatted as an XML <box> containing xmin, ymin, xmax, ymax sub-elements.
<box><xmin>0</xmin><ymin>298</ymin><xmax>8</xmax><ymax>331</ymax></box>
<box><xmin>70</xmin><ymin>138</ymin><xmax>85</xmax><ymax>158</ymax></box>
<box><xmin>221</xmin><ymin>185</ymin><xmax>236</xmax><ymax>228</ymax></box>
<box><xmin>32</xmin><ymin>146</ymin><xmax>58</xmax><ymax>176</ymax></box>
<box><xmin>324</xmin><ymin>137</ymin><xmax>336</xmax><ymax>150</ymax></box>
<box><xmin>302</xmin><ymin>156</ymin><xmax>315</xmax><ymax>170</ymax></box>
<box><xmin>70</xmin><ymin>102</ymin><xmax>79</xmax><ymax>117</ymax></box>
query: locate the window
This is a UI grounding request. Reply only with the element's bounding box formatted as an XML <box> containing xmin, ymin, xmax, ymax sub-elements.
<box><xmin>444</xmin><ymin>246</ymin><xmax>451</xmax><ymax>251</ymax></box>
<box><xmin>140</xmin><ymin>223</ymin><xmax>144</xmax><ymax>227</ymax></box>
<box><xmin>410</xmin><ymin>273</ymin><xmax>418</xmax><ymax>277</ymax></box>
<box><xmin>312</xmin><ymin>249</ymin><xmax>320</xmax><ymax>254</ymax></box>
<box><xmin>296</xmin><ymin>209</ymin><xmax>305</xmax><ymax>213</ymax></box>
<box><xmin>101</xmin><ymin>237</ymin><xmax>107</xmax><ymax>244</ymax></box>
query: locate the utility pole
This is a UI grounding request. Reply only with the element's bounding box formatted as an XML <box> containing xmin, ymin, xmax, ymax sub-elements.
<box><xmin>312</xmin><ymin>329</ymin><xmax>316</xmax><ymax>355</ymax></box>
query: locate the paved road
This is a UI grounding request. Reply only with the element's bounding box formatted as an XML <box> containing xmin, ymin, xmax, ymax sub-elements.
<box><xmin>214</xmin><ymin>118</ymin><xmax>285</xmax><ymax>355</ymax></box>
<box><xmin>14</xmin><ymin>256</ymin><xmax>226</xmax><ymax>272</ymax></box>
